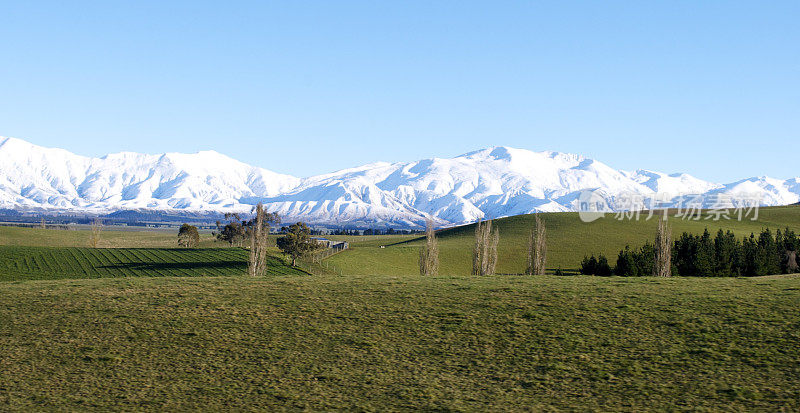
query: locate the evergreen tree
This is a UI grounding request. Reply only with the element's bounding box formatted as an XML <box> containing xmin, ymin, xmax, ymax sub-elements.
<box><xmin>696</xmin><ymin>229</ymin><xmax>715</xmax><ymax>276</ymax></box>
<box><xmin>596</xmin><ymin>254</ymin><xmax>612</xmax><ymax>276</ymax></box>
<box><xmin>580</xmin><ymin>253</ymin><xmax>612</xmax><ymax>276</ymax></box>
<box><xmin>636</xmin><ymin>243</ymin><xmax>656</xmax><ymax>277</ymax></box>
<box><xmin>580</xmin><ymin>255</ymin><xmax>598</xmax><ymax>275</ymax></box>
<box><xmin>673</xmin><ymin>232</ymin><xmax>697</xmax><ymax>276</ymax></box>
<box><xmin>756</xmin><ymin>229</ymin><xmax>780</xmax><ymax>276</ymax></box>
<box><xmin>606</xmin><ymin>227</ymin><xmax>789</xmax><ymax>278</ymax></box>
<box><xmin>615</xmin><ymin>246</ymin><xmax>635</xmax><ymax>276</ymax></box>
<box><xmin>780</xmin><ymin>227</ymin><xmax>799</xmax><ymax>273</ymax></box>
<box><xmin>741</xmin><ymin>234</ymin><xmax>758</xmax><ymax>276</ymax></box>
<box><xmin>713</xmin><ymin>229</ymin><xmax>738</xmax><ymax>276</ymax></box>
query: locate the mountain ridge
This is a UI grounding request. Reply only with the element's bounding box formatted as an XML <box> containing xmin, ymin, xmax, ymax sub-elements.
<box><xmin>1</xmin><ymin>136</ymin><xmax>798</xmax><ymax>227</ymax></box>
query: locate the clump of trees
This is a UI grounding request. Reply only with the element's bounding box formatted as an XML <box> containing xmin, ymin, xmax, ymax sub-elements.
<box><xmin>177</xmin><ymin>223</ymin><xmax>200</xmax><ymax>248</ymax></box>
<box><xmin>606</xmin><ymin>218</ymin><xmax>672</xmax><ymax>277</ymax></box>
<box><xmin>419</xmin><ymin>219</ymin><xmax>439</xmax><ymax>276</ymax></box>
<box><xmin>214</xmin><ymin>213</ymin><xmax>247</xmax><ymax>247</ymax></box>
<box><xmin>672</xmin><ymin>227</ymin><xmax>798</xmax><ymax>277</ymax></box>
<box><xmin>579</xmin><ymin>254</ymin><xmax>612</xmax><ymax>276</ymax></box>
<box><xmin>526</xmin><ymin>214</ymin><xmax>546</xmax><ymax>275</ymax></box>
<box><xmin>603</xmin><ymin>227</ymin><xmax>799</xmax><ymax>277</ymax></box>
<box><xmin>210</xmin><ymin>207</ymin><xmax>282</xmax><ymax>276</ymax></box>
<box><xmin>472</xmin><ymin>219</ymin><xmax>499</xmax><ymax>275</ymax></box>
<box><xmin>214</xmin><ymin>211</ymin><xmax>279</xmax><ymax>248</ymax></box>
<box><xmin>277</xmin><ymin>222</ymin><xmax>323</xmax><ymax>267</ymax></box>
<box><xmin>614</xmin><ymin>243</ymin><xmax>656</xmax><ymax>277</ymax></box>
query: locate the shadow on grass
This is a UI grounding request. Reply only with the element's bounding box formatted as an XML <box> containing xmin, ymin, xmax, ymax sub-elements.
<box><xmin>99</xmin><ymin>261</ymin><xmax>246</xmax><ymax>271</ymax></box>
<box><xmin>381</xmin><ymin>236</ymin><xmax>425</xmax><ymax>247</ymax></box>
<box><xmin>379</xmin><ymin>224</ymin><xmax>478</xmax><ymax>247</ymax></box>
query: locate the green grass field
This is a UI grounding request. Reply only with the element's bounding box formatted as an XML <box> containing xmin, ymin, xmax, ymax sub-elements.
<box><xmin>1</xmin><ymin>274</ymin><xmax>798</xmax><ymax>410</ymax></box>
<box><xmin>0</xmin><ymin>225</ymin><xmax>221</xmax><ymax>248</ymax></box>
<box><xmin>0</xmin><ymin>246</ymin><xmax>306</xmax><ymax>281</ymax></box>
<box><xmin>1</xmin><ymin>208</ymin><xmax>799</xmax><ymax>410</ymax></box>
<box><xmin>328</xmin><ymin>205</ymin><xmax>800</xmax><ymax>276</ymax></box>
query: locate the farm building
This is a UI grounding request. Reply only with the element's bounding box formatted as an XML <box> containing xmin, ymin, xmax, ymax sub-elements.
<box><xmin>311</xmin><ymin>237</ymin><xmax>349</xmax><ymax>250</ymax></box>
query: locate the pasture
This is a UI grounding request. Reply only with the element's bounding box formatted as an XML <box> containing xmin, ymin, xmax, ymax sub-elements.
<box><xmin>0</xmin><ymin>224</ymin><xmax>220</xmax><ymax>248</ymax></box>
<box><xmin>1</xmin><ymin>207</ymin><xmax>799</xmax><ymax>410</ymax></box>
<box><xmin>0</xmin><ymin>246</ymin><xmax>305</xmax><ymax>282</ymax></box>
<box><xmin>1</xmin><ymin>274</ymin><xmax>799</xmax><ymax>410</ymax></box>
<box><xmin>328</xmin><ymin>205</ymin><xmax>800</xmax><ymax>275</ymax></box>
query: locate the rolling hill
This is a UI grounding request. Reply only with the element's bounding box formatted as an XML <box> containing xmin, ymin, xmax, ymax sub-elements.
<box><xmin>326</xmin><ymin>205</ymin><xmax>800</xmax><ymax>276</ymax></box>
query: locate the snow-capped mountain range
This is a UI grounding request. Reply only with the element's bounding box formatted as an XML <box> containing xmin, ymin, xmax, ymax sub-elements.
<box><xmin>1</xmin><ymin>136</ymin><xmax>798</xmax><ymax>227</ymax></box>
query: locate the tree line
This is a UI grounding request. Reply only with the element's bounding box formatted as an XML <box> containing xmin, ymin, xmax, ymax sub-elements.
<box><xmin>329</xmin><ymin>228</ymin><xmax>422</xmax><ymax>236</ymax></box>
<box><xmin>581</xmin><ymin>226</ymin><xmax>799</xmax><ymax>277</ymax></box>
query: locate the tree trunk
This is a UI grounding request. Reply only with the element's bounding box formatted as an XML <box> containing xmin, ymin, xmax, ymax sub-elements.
<box><xmin>654</xmin><ymin>216</ymin><xmax>672</xmax><ymax>277</ymax></box>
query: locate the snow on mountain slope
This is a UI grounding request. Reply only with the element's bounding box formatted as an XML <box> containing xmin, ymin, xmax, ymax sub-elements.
<box><xmin>266</xmin><ymin>147</ymin><xmax>655</xmax><ymax>225</ymax></box>
<box><xmin>706</xmin><ymin>177</ymin><xmax>800</xmax><ymax>207</ymax></box>
<box><xmin>1</xmin><ymin>136</ymin><xmax>798</xmax><ymax>227</ymax></box>
<box><xmin>622</xmin><ymin>170</ymin><xmax>722</xmax><ymax>195</ymax></box>
<box><xmin>0</xmin><ymin>136</ymin><xmax>300</xmax><ymax>212</ymax></box>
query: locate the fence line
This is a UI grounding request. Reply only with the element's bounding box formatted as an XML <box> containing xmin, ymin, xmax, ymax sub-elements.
<box><xmin>295</xmin><ymin>243</ymin><xmax>350</xmax><ymax>275</ymax></box>
<box><xmin>310</xmin><ymin>244</ymin><xmax>348</xmax><ymax>263</ymax></box>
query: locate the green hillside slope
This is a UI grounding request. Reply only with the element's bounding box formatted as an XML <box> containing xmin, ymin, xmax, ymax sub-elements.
<box><xmin>327</xmin><ymin>205</ymin><xmax>800</xmax><ymax>275</ymax></box>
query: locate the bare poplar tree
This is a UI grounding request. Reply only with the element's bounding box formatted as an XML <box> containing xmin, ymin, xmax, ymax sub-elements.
<box><xmin>526</xmin><ymin>214</ymin><xmax>547</xmax><ymax>275</ymax></box>
<box><xmin>487</xmin><ymin>226</ymin><xmax>499</xmax><ymax>275</ymax></box>
<box><xmin>534</xmin><ymin>217</ymin><xmax>546</xmax><ymax>275</ymax></box>
<box><xmin>526</xmin><ymin>228</ymin><xmax>534</xmax><ymax>275</ymax></box>
<box><xmin>40</xmin><ymin>218</ymin><xmax>46</xmax><ymax>229</ymax></box>
<box><xmin>472</xmin><ymin>219</ymin><xmax>483</xmax><ymax>275</ymax></box>
<box><xmin>481</xmin><ymin>220</ymin><xmax>492</xmax><ymax>275</ymax></box>
<box><xmin>89</xmin><ymin>218</ymin><xmax>102</xmax><ymax>248</ymax></box>
<box><xmin>653</xmin><ymin>216</ymin><xmax>672</xmax><ymax>277</ymax></box>
<box><xmin>248</xmin><ymin>203</ymin><xmax>271</xmax><ymax>277</ymax></box>
<box><xmin>418</xmin><ymin>218</ymin><xmax>439</xmax><ymax>276</ymax></box>
<box><xmin>472</xmin><ymin>219</ymin><xmax>499</xmax><ymax>275</ymax></box>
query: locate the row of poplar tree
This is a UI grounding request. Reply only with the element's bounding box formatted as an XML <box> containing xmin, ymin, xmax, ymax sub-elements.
<box><xmin>581</xmin><ymin>227</ymin><xmax>800</xmax><ymax>277</ymax></box>
<box><xmin>418</xmin><ymin>215</ymin><xmax>548</xmax><ymax>276</ymax></box>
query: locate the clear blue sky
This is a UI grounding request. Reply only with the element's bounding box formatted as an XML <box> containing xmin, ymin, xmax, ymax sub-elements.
<box><xmin>1</xmin><ymin>1</ymin><xmax>797</xmax><ymax>182</ymax></box>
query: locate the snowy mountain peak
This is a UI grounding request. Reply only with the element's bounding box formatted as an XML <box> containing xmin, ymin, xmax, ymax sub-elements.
<box><xmin>0</xmin><ymin>135</ymin><xmax>798</xmax><ymax>228</ymax></box>
<box><xmin>0</xmin><ymin>136</ymin><xmax>50</xmax><ymax>154</ymax></box>
<box><xmin>459</xmin><ymin>146</ymin><xmax>585</xmax><ymax>165</ymax></box>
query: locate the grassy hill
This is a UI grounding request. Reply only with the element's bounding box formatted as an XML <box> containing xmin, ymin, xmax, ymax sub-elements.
<box><xmin>1</xmin><ymin>274</ymin><xmax>798</xmax><ymax>410</ymax></box>
<box><xmin>327</xmin><ymin>205</ymin><xmax>800</xmax><ymax>276</ymax></box>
